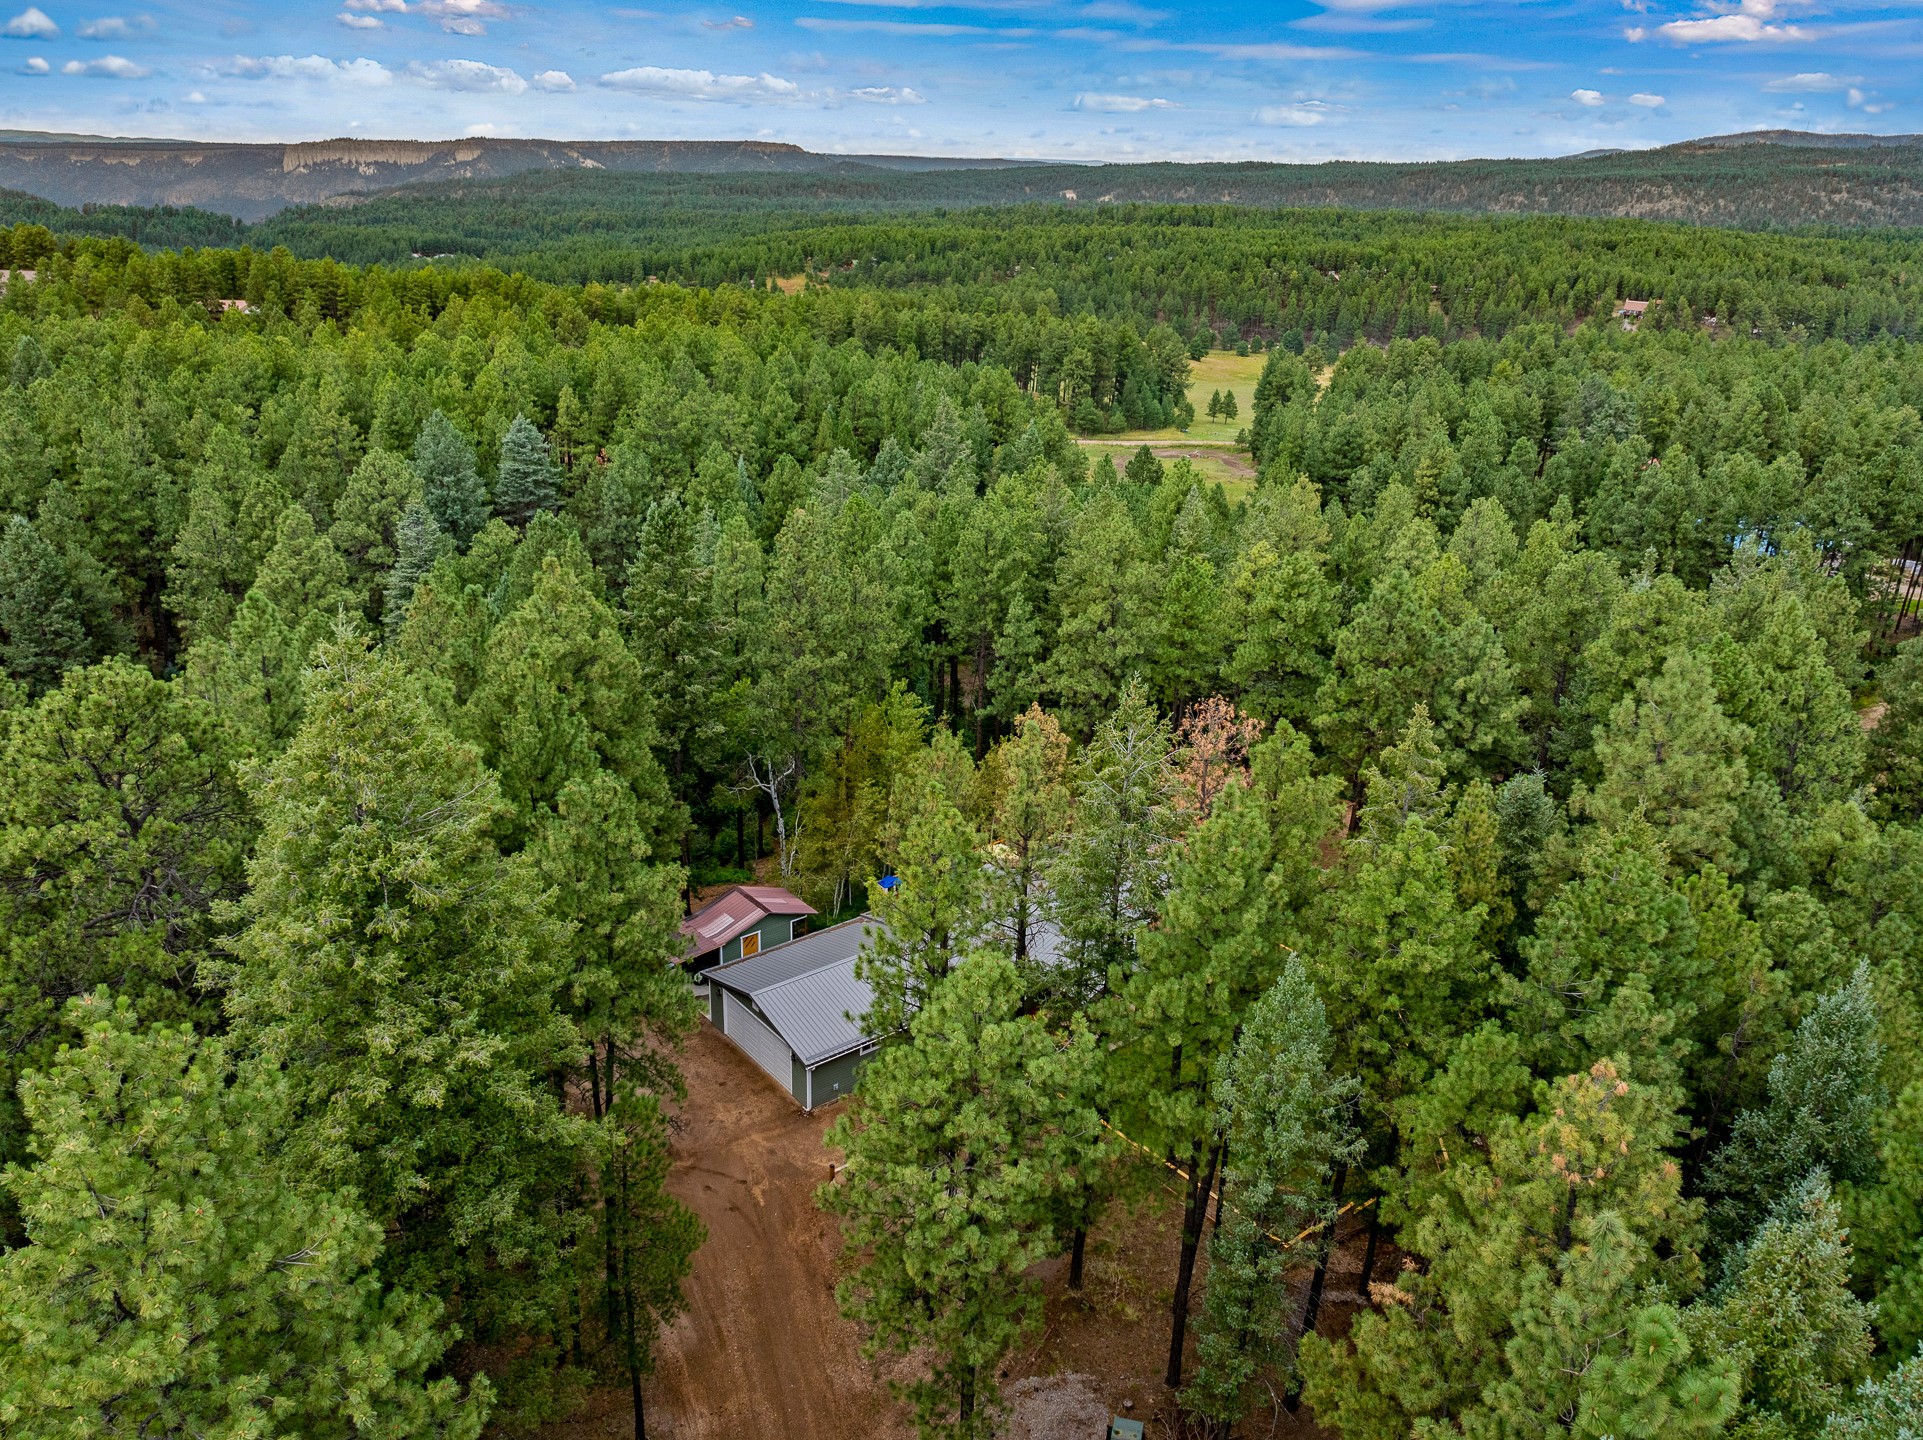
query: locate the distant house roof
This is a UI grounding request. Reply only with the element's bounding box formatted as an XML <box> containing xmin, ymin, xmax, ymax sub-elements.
<box><xmin>708</xmin><ymin>916</ymin><xmax>881</xmax><ymax>1066</ymax></box>
<box><xmin>1617</xmin><ymin>299</ymin><xmax>1653</xmax><ymax>315</ymax></box>
<box><xmin>679</xmin><ymin>884</ymin><xmax>817</xmax><ymax>958</ymax></box>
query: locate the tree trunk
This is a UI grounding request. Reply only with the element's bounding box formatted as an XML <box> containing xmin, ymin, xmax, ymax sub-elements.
<box><xmin>958</xmin><ymin>1365</ymin><xmax>976</xmax><ymax>1439</ymax></box>
<box><xmin>1285</xmin><ymin>1164</ymin><xmax>1347</xmax><ymax>1411</ymax></box>
<box><xmin>1358</xmin><ymin>1202</ymin><xmax>1382</xmax><ymax>1304</ymax></box>
<box><xmin>735</xmin><ymin>808</ymin><xmax>745</xmax><ymax>867</ymax></box>
<box><xmin>1165</xmin><ymin>1136</ymin><xmax>1224</xmax><ymax>1389</ymax></box>
<box><xmin>1069</xmin><ymin>1225</ymin><xmax>1087</xmax><ymax>1291</ymax></box>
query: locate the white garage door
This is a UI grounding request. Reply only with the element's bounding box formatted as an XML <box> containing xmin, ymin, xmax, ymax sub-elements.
<box><xmin>722</xmin><ymin>990</ymin><xmax>795</xmax><ymax>1096</ymax></box>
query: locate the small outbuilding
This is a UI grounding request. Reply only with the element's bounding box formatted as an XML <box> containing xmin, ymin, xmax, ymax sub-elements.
<box><xmin>680</xmin><ymin>884</ymin><xmax>817</xmax><ymax>975</ymax></box>
<box><xmin>706</xmin><ymin>916</ymin><xmax>884</xmax><ymax>1111</ymax></box>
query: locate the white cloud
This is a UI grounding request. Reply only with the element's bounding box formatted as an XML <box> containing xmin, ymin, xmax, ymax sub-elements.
<box><xmin>338</xmin><ymin>12</ymin><xmax>385</xmax><ymax>28</ymax></box>
<box><xmin>78</xmin><ymin>15</ymin><xmax>153</xmax><ymax>39</ymax></box>
<box><xmin>407</xmin><ymin>57</ymin><xmax>527</xmax><ymax>92</ymax></box>
<box><xmin>1764</xmin><ymin>70</ymin><xmax>1853</xmax><ymax>91</ymax></box>
<box><xmin>701</xmin><ymin>13</ymin><xmax>754</xmax><ymax>27</ymax></box>
<box><xmin>849</xmin><ymin>84</ymin><xmax>924</xmax><ymax>103</ymax></box>
<box><xmin>2</xmin><ymin>6</ymin><xmax>57</xmax><ymax>38</ymax></box>
<box><xmin>1628</xmin><ymin>91</ymin><xmax>1664</xmax><ymax>106</ymax></box>
<box><xmin>1657</xmin><ymin>13</ymin><xmax>1805</xmax><ymax>40</ymax></box>
<box><xmin>184</xmin><ymin>88</ymin><xmax>205</xmax><ymax>101</ymax></box>
<box><xmin>343</xmin><ymin>0</ymin><xmax>407</xmax><ymax>8</ymax></box>
<box><xmin>1074</xmin><ymin>92</ymin><xmax>1177</xmax><ymax>112</ymax></box>
<box><xmin>1571</xmin><ymin>87</ymin><xmax>1605</xmax><ymax>105</ymax></box>
<box><xmin>599</xmin><ymin>64</ymin><xmax>801</xmax><ymax>102</ymax></box>
<box><xmin>1651</xmin><ymin>0</ymin><xmax>1809</xmax><ymax>43</ymax></box>
<box><xmin>1255</xmin><ymin>99</ymin><xmax>1336</xmax><ymax>126</ymax></box>
<box><xmin>61</xmin><ymin>52</ymin><xmax>151</xmax><ymax>76</ymax></box>
<box><xmin>532</xmin><ymin>68</ymin><xmax>574</xmax><ymax>90</ymax></box>
<box><xmin>1848</xmin><ymin>86</ymin><xmax>1892</xmax><ymax>114</ymax></box>
<box><xmin>418</xmin><ymin>0</ymin><xmax>509</xmax><ymax>34</ymax></box>
<box><xmin>17</xmin><ymin>51</ymin><xmax>46</xmax><ymax>71</ymax></box>
<box><xmin>217</xmin><ymin>53</ymin><xmax>395</xmax><ymax>85</ymax></box>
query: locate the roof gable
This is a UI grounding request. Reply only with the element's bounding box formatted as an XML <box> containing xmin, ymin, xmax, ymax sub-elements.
<box><xmin>679</xmin><ymin>883</ymin><xmax>818</xmax><ymax>956</ymax></box>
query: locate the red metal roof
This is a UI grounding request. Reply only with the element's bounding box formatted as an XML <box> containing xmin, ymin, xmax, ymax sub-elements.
<box><xmin>679</xmin><ymin>884</ymin><xmax>817</xmax><ymax>958</ymax></box>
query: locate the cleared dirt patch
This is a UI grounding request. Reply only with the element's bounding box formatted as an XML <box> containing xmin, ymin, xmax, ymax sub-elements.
<box><xmin>545</xmin><ymin>1022</ymin><xmax>1360</xmax><ymax>1438</ymax></box>
<box><xmin>539</xmin><ymin>1023</ymin><xmax>908</xmax><ymax>1440</ymax></box>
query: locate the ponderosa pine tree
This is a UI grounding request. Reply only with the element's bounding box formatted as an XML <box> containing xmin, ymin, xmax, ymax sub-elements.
<box><xmin>1504</xmin><ymin>817</ymin><xmax>1704</xmax><ymax>1095</ymax></box>
<box><xmin>187</xmin><ymin>503</ymin><xmax>357</xmax><ymax>752</ymax></box>
<box><xmin>1314</xmin><ymin>548</ymin><xmax>1523</xmax><ymax>800</ymax></box>
<box><xmin>1122</xmin><ymin>773</ymin><xmax>1290</xmax><ymax>1388</ymax></box>
<box><xmin>1317</xmin><ymin>707</ymin><xmax>1492</xmax><ymax>1134</ymax></box>
<box><xmin>1050</xmin><ymin>676</ymin><xmax>1177</xmax><ymax>1007</ymax></box>
<box><xmin>214</xmin><ymin>631</ymin><xmax>588</xmax><ymax>1343</ymax></box>
<box><xmin>494</xmin><ymin>414</ymin><xmax>560</xmax><ymax>528</ymax></box>
<box><xmin>823</xmin><ymin>952</ymin><xmax>1102</xmax><ymax>1439</ymax></box>
<box><xmin>0</xmin><ymin>994</ymin><xmax>487</xmax><ymax>1440</ymax></box>
<box><xmin>1187</xmin><ymin>957</ymin><xmax>1362</xmax><ymax>1435</ymax></box>
<box><xmin>412</xmin><ymin>410</ymin><xmax>488</xmax><ymax>547</ymax></box>
<box><xmin>0</xmin><ymin>513</ymin><xmax>89</xmax><ymax>695</ymax></box>
<box><xmin>1869</xmin><ymin>638</ymin><xmax>1923</xmax><ymax>824</ymax></box>
<box><xmin>1576</xmin><ymin>647</ymin><xmax>1751</xmax><ymax>874</ymax></box>
<box><xmin>0</xmin><ymin>659</ymin><xmax>249</xmax><ymax>1239</ymax></box>
<box><xmin>860</xmin><ymin>730</ymin><xmax>987</xmax><ymax>1036</ymax></box>
<box><xmin>328</xmin><ymin>449</ymin><xmax>419</xmax><ymax>616</ymax></box>
<box><xmin>1048</xmin><ymin>492</ymin><xmax>1153</xmax><ymax>736</ymax></box>
<box><xmin>981</xmin><ymin>704</ymin><xmax>1073</xmax><ymax>994</ymax></box>
<box><xmin>1303</xmin><ymin>1059</ymin><xmax>1736</xmax><ymax>1440</ymax></box>
<box><xmin>596</xmin><ymin>1090</ymin><xmax>703</xmax><ymax>1440</ymax></box>
<box><xmin>626</xmin><ymin>492</ymin><xmax>722</xmax><ymax>836</ymax></box>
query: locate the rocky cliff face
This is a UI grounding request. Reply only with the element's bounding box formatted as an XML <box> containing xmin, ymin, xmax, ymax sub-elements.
<box><xmin>0</xmin><ymin>137</ymin><xmax>835</xmax><ymax>220</ymax></box>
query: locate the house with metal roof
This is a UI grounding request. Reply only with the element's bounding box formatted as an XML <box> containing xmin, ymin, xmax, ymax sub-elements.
<box><xmin>680</xmin><ymin>884</ymin><xmax>817</xmax><ymax>975</ymax></box>
<box><xmin>705</xmin><ymin>916</ymin><xmax>885</xmax><ymax>1111</ymax></box>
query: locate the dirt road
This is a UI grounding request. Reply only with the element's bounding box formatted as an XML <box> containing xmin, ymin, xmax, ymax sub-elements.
<box><xmin>648</xmin><ymin>1024</ymin><xmax>910</xmax><ymax>1440</ymax></box>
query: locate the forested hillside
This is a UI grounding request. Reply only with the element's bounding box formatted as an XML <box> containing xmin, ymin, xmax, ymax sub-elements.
<box><xmin>2</xmin><ymin>207</ymin><xmax>1923</xmax><ymax>1439</ymax></box>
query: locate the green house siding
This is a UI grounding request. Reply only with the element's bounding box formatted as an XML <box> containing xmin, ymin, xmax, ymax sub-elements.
<box><xmin>710</xmin><ymin>982</ymin><xmax>725</xmax><ymax>1025</ymax></box>
<box><xmin>791</xmin><ymin>1053</ymin><xmax>809</xmax><ymax>1103</ymax></box>
<box><xmin>805</xmin><ymin>1049</ymin><xmax>869</xmax><ymax>1109</ymax></box>
<box><xmin>696</xmin><ymin>914</ymin><xmax>804</xmax><ymax>973</ymax></box>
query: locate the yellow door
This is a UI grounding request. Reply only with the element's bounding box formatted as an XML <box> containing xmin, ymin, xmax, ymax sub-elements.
<box><xmin>740</xmin><ymin>931</ymin><xmax>760</xmax><ymax>958</ymax></box>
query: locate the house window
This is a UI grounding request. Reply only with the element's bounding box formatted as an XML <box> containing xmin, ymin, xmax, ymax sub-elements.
<box><xmin>741</xmin><ymin>931</ymin><xmax>761</xmax><ymax>958</ymax></box>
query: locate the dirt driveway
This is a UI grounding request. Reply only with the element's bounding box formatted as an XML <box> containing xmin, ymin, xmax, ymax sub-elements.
<box><xmin>649</xmin><ymin>1023</ymin><xmax>910</xmax><ymax>1440</ymax></box>
<box><xmin>549</xmin><ymin>1019</ymin><xmax>1346</xmax><ymax>1439</ymax></box>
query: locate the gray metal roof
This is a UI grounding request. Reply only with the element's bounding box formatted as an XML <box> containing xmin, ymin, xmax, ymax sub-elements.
<box><xmin>708</xmin><ymin>917</ymin><xmax>883</xmax><ymax>1066</ymax></box>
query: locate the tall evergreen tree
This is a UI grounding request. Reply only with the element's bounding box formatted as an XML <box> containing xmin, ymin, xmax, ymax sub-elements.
<box><xmin>1703</xmin><ymin>966</ymin><xmax>1884</xmax><ymax>1253</ymax></box>
<box><xmin>494</xmin><ymin>414</ymin><xmax>560</xmax><ymax>529</ymax></box>
<box><xmin>0</xmin><ymin>660</ymin><xmax>249</xmax><ymax>1237</ymax></box>
<box><xmin>823</xmin><ymin>953</ymin><xmax>1102</xmax><ymax>1439</ymax></box>
<box><xmin>214</xmin><ymin>633</ymin><xmax>587</xmax><ymax>1341</ymax></box>
<box><xmin>411</xmin><ymin>410</ymin><xmax>488</xmax><ymax>548</ymax></box>
<box><xmin>0</xmin><ymin>994</ymin><xmax>487</xmax><ymax>1440</ymax></box>
<box><xmin>1577</xmin><ymin>647</ymin><xmax>1751</xmax><ymax>874</ymax></box>
<box><xmin>1691</xmin><ymin>1172</ymin><xmax>1874</xmax><ymax>1438</ymax></box>
<box><xmin>1869</xmin><ymin>638</ymin><xmax>1923</xmax><ymax>824</ymax></box>
<box><xmin>1187</xmin><ymin>957</ymin><xmax>1363</xmax><ymax>1434</ymax></box>
<box><xmin>626</xmin><ymin>492</ymin><xmax>722</xmax><ymax>835</ymax></box>
<box><xmin>1050</xmin><ymin>676</ymin><xmax>1176</xmax><ymax>1007</ymax></box>
<box><xmin>860</xmin><ymin>731</ymin><xmax>987</xmax><ymax>1036</ymax></box>
<box><xmin>1303</xmin><ymin>1059</ymin><xmax>1736</xmax><ymax>1439</ymax></box>
<box><xmin>0</xmin><ymin>513</ymin><xmax>89</xmax><ymax>695</ymax></box>
<box><xmin>382</xmin><ymin>500</ymin><xmax>442</xmax><ymax>640</ymax></box>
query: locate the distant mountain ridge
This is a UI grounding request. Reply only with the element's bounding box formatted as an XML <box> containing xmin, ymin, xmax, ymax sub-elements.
<box><xmin>0</xmin><ymin>135</ymin><xmax>1046</xmax><ymax>222</ymax></box>
<box><xmin>1</xmin><ymin>129</ymin><xmax>1920</xmax><ymax>229</ymax></box>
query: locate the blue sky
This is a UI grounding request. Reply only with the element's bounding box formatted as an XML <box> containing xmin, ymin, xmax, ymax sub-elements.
<box><xmin>0</xmin><ymin>0</ymin><xmax>1916</xmax><ymax>160</ymax></box>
